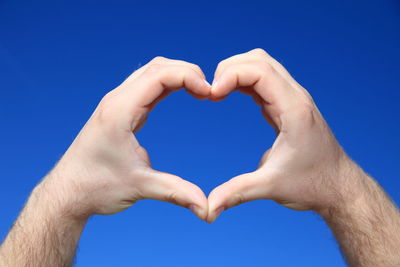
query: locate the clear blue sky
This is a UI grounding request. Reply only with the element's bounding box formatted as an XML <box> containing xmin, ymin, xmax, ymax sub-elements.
<box><xmin>1</xmin><ymin>0</ymin><xmax>399</xmax><ymax>266</ymax></box>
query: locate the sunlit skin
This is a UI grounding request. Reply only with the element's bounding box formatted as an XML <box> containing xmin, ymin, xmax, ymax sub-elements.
<box><xmin>207</xmin><ymin>49</ymin><xmax>349</xmax><ymax>222</ymax></box>
<box><xmin>47</xmin><ymin>57</ymin><xmax>211</xmax><ymax>219</ymax></box>
<box><xmin>0</xmin><ymin>49</ymin><xmax>399</xmax><ymax>267</ymax></box>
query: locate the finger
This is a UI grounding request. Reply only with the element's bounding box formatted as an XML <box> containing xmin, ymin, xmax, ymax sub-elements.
<box><xmin>135</xmin><ymin>58</ymin><xmax>211</xmax><ymax>101</ymax></box>
<box><xmin>238</xmin><ymin>86</ymin><xmax>255</xmax><ymax>96</ymax></box>
<box><xmin>151</xmin><ymin>58</ymin><xmax>206</xmax><ymax>79</ymax></box>
<box><xmin>211</xmin><ymin>49</ymin><xmax>313</xmax><ymax>127</ymax></box>
<box><xmin>186</xmin><ymin>87</ymin><xmax>211</xmax><ymax>100</ymax></box>
<box><xmin>213</xmin><ymin>49</ymin><xmax>260</xmax><ymax>79</ymax></box>
<box><xmin>212</xmin><ymin>57</ymin><xmax>296</xmax><ymax>108</ymax></box>
<box><xmin>238</xmin><ymin>88</ymin><xmax>279</xmax><ymax>131</ymax></box>
<box><xmin>207</xmin><ymin>170</ymin><xmax>274</xmax><ymax>223</ymax></box>
<box><xmin>141</xmin><ymin>171</ymin><xmax>209</xmax><ymax>221</ymax></box>
<box><xmin>212</xmin><ymin>62</ymin><xmax>303</xmax><ymax>128</ymax></box>
<box><xmin>123</xmin><ymin>57</ymin><xmax>206</xmax><ymax>84</ymax></box>
<box><xmin>213</xmin><ymin>48</ymin><xmax>290</xmax><ymax>84</ymax></box>
<box><xmin>132</xmin><ymin>63</ymin><xmax>209</xmax><ymax>105</ymax></box>
<box><xmin>113</xmin><ymin>61</ymin><xmax>210</xmax><ymax>131</ymax></box>
<box><xmin>147</xmin><ymin>90</ymin><xmax>172</xmax><ymax>112</ymax></box>
<box><xmin>124</xmin><ymin>57</ymin><xmax>209</xmax><ymax>101</ymax></box>
<box><xmin>131</xmin><ymin>90</ymin><xmax>172</xmax><ymax>133</ymax></box>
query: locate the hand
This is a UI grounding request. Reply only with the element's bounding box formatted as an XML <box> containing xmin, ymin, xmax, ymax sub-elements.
<box><xmin>42</xmin><ymin>57</ymin><xmax>211</xmax><ymax>220</ymax></box>
<box><xmin>207</xmin><ymin>48</ymin><xmax>357</xmax><ymax>222</ymax></box>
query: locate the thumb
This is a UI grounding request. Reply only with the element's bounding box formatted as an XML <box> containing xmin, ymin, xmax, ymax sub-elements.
<box><xmin>207</xmin><ymin>170</ymin><xmax>273</xmax><ymax>223</ymax></box>
<box><xmin>141</xmin><ymin>170</ymin><xmax>208</xmax><ymax>221</ymax></box>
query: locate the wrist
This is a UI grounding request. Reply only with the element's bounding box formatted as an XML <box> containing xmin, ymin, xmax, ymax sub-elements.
<box><xmin>317</xmin><ymin>157</ymin><xmax>371</xmax><ymax>221</ymax></box>
<box><xmin>0</xmin><ymin>172</ymin><xmax>90</xmax><ymax>267</ymax></box>
<box><xmin>33</xmin><ymin>171</ymin><xmax>91</xmax><ymax>224</ymax></box>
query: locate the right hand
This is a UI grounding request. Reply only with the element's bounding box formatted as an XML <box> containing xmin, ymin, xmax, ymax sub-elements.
<box><xmin>40</xmin><ymin>57</ymin><xmax>211</xmax><ymax>220</ymax></box>
<box><xmin>207</xmin><ymin>49</ymin><xmax>361</xmax><ymax>222</ymax></box>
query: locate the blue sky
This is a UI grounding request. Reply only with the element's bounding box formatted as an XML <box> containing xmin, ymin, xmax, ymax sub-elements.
<box><xmin>1</xmin><ymin>0</ymin><xmax>399</xmax><ymax>266</ymax></box>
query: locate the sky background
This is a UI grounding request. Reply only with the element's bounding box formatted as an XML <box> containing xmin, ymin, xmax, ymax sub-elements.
<box><xmin>1</xmin><ymin>0</ymin><xmax>400</xmax><ymax>266</ymax></box>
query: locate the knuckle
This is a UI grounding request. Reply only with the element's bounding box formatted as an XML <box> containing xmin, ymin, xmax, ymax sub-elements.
<box><xmin>98</xmin><ymin>90</ymin><xmax>116</xmax><ymax>111</ymax></box>
<box><xmin>232</xmin><ymin>192</ymin><xmax>245</xmax><ymax>207</ymax></box>
<box><xmin>95</xmin><ymin>100</ymin><xmax>116</xmax><ymax>125</ymax></box>
<box><xmin>189</xmin><ymin>63</ymin><xmax>202</xmax><ymax>73</ymax></box>
<box><xmin>251</xmin><ymin>48</ymin><xmax>268</xmax><ymax>57</ymax></box>
<box><xmin>216</xmin><ymin>59</ymin><xmax>228</xmax><ymax>70</ymax></box>
<box><xmin>150</xmin><ymin>56</ymin><xmax>167</xmax><ymax>63</ymax></box>
<box><xmin>219</xmin><ymin>67</ymin><xmax>239</xmax><ymax>83</ymax></box>
<box><xmin>100</xmin><ymin>90</ymin><xmax>114</xmax><ymax>103</ymax></box>
<box><xmin>145</xmin><ymin>63</ymin><xmax>163</xmax><ymax>74</ymax></box>
<box><xmin>165</xmin><ymin>191</ymin><xmax>179</xmax><ymax>205</ymax></box>
<box><xmin>259</xmin><ymin>61</ymin><xmax>275</xmax><ymax>73</ymax></box>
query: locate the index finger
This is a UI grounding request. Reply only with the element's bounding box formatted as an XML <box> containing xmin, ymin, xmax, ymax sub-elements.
<box><xmin>98</xmin><ymin>58</ymin><xmax>211</xmax><ymax>131</ymax></box>
<box><xmin>122</xmin><ymin>57</ymin><xmax>210</xmax><ymax>107</ymax></box>
<box><xmin>211</xmin><ymin>49</ymin><xmax>310</xmax><ymax>123</ymax></box>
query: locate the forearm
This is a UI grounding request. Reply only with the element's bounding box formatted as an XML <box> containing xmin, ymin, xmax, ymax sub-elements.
<box><xmin>0</xmin><ymin>174</ymin><xmax>88</xmax><ymax>267</ymax></box>
<box><xmin>320</xmin><ymin>160</ymin><xmax>400</xmax><ymax>267</ymax></box>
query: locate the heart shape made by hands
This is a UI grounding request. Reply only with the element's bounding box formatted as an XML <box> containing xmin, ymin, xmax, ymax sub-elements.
<box><xmin>130</xmin><ymin>49</ymin><xmax>338</xmax><ymax>223</ymax></box>
<box><xmin>63</xmin><ymin>48</ymin><xmax>342</xmax><ymax>224</ymax></box>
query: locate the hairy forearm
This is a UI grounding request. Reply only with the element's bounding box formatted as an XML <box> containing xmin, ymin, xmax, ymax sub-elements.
<box><xmin>320</xmin><ymin>160</ymin><xmax>400</xmax><ymax>267</ymax></box>
<box><xmin>0</xmin><ymin>174</ymin><xmax>88</xmax><ymax>267</ymax></box>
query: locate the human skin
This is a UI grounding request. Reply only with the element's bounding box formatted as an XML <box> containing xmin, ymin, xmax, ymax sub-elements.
<box><xmin>0</xmin><ymin>49</ymin><xmax>399</xmax><ymax>267</ymax></box>
<box><xmin>207</xmin><ymin>49</ymin><xmax>400</xmax><ymax>266</ymax></box>
<box><xmin>0</xmin><ymin>57</ymin><xmax>211</xmax><ymax>266</ymax></box>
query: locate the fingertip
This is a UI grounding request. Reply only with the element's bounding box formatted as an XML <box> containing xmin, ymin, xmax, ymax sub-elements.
<box><xmin>210</xmin><ymin>79</ymin><xmax>219</xmax><ymax>98</ymax></box>
<box><xmin>185</xmin><ymin>183</ymin><xmax>209</xmax><ymax>221</ymax></box>
<box><xmin>206</xmin><ymin>172</ymin><xmax>261</xmax><ymax>222</ymax></box>
<box><xmin>186</xmin><ymin>90</ymin><xmax>210</xmax><ymax>101</ymax></box>
<box><xmin>189</xmin><ymin>204</ymin><xmax>208</xmax><ymax>221</ymax></box>
<box><xmin>203</xmin><ymin>79</ymin><xmax>212</xmax><ymax>100</ymax></box>
<box><xmin>145</xmin><ymin>171</ymin><xmax>209</xmax><ymax>220</ymax></box>
<box><xmin>206</xmin><ymin>189</ymin><xmax>225</xmax><ymax>223</ymax></box>
<box><xmin>209</xmin><ymin>95</ymin><xmax>226</xmax><ymax>102</ymax></box>
<box><xmin>204</xmin><ymin>79</ymin><xmax>212</xmax><ymax>87</ymax></box>
<box><xmin>210</xmin><ymin>73</ymin><xmax>233</xmax><ymax>101</ymax></box>
<box><xmin>209</xmin><ymin>81</ymin><xmax>229</xmax><ymax>102</ymax></box>
<box><xmin>206</xmin><ymin>206</ymin><xmax>225</xmax><ymax>223</ymax></box>
<box><xmin>190</xmin><ymin>77</ymin><xmax>211</xmax><ymax>100</ymax></box>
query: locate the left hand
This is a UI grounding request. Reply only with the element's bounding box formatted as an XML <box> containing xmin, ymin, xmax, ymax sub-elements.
<box><xmin>41</xmin><ymin>57</ymin><xmax>211</xmax><ymax>220</ymax></box>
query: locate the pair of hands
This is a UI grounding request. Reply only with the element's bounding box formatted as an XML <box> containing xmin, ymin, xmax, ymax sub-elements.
<box><xmin>45</xmin><ymin>48</ymin><xmax>349</xmax><ymax>223</ymax></box>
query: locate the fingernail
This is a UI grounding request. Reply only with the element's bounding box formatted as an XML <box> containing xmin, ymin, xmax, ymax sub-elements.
<box><xmin>212</xmin><ymin>80</ymin><xmax>218</xmax><ymax>87</ymax></box>
<box><xmin>204</xmin><ymin>79</ymin><xmax>211</xmax><ymax>87</ymax></box>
